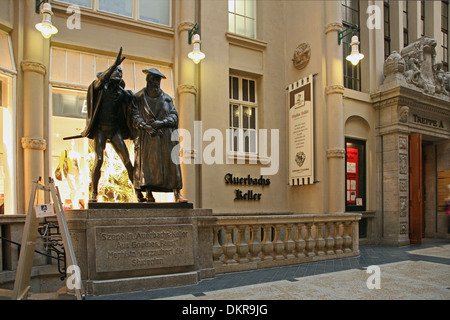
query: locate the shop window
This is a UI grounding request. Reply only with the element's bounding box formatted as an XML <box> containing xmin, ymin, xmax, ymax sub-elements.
<box><xmin>228</xmin><ymin>0</ymin><xmax>256</xmax><ymax>38</ymax></box>
<box><xmin>229</xmin><ymin>76</ymin><xmax>257</xmax><ymax>155</ymax></box>
<box><xmin>52</xmin><ymin>88</ymin><xmax>87</xmax><ymax>119</ymax></box>
<box><xmin>345</xmin><ymin>138</ymin><xmax>366</xmax><ymax>212</ymax></box>
<box><xmin>0</xmin><ymin>74</ymin><xmax>14</xmax><ymax>215</ymax></box>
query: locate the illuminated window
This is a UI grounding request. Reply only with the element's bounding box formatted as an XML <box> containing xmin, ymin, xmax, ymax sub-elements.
<box><xmin>228</xmin><ymin>0</ymin><xmax>256</xmax><ymax>38</ymax></box>
<box><xmin>229</xmin><ymin>75</ymin><xmax>257</xmax><ymax>155</ymax></box>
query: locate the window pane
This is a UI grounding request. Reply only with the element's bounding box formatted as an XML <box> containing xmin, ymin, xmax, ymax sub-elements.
<box><xmin>59</xmin><ymin>0</ymin><xmax>91</xmax><ymax>7</ymax></box>
<box><xmin>229</xmin><ymin>13</ymin><xmax>235</xmax><ymax>33</ymax></box>
<box><xmin>53</xmin><ymin>90</ymin><xmax>87</xmax><ymax>119</ymax></box>
<box><xmin>250</xmin><ymin>107</ymin><xmax>256</xmax><ymax>129</ymax></box>
<box><xmin>99</xmin><ymin>0</ymin><xmax>132</xmax><ymax>17</ymax></box>
<box><xmin>232</xmin><ymin>105</ymin><xmax>239</xmax><ymax>127</ymax></box>
<box><xmin>236</xmin><ymin>15</ymin><xmax>246</xmax><ymax>35</ymax></box>
<box><xmin>140</xmin><ymin>0</ymin><xmax>170</xmax><ymax>26</ymax></box>
<box><xmin>229</xmin><ymin>0</ymin><xmax>235</xmax><ymax>13</ymax></box>
<box><xmin>249</xmin><ymin>80</ymin><xmax>255</xmax><ymax>102</ymax></box>
<box><xmin>236</xmin><ymin>0</ymin><xmax>245</xmax><ymax>15</ymax></box>
<box><xmin>233</xmin><ymin>129</ymin><xmax>239</xmax><ymax>152</ymax></box>
<box><xmin>245</xmin><ymin>0</ymin><xmax>256</xmax><ymax>18</ymax></box>
<box><xmin>249</xmin><ymin>130</ymin><xmax>256</xmax><ymax>153</ymax></box>
<box><xmin>232</xmin><ymin>77</ymin><xmax>239</xmax><ymax>100</ymax></box>
<box><xmin>246</xmin><ymin>18</ymin><xmax>255</xmax><ymax>38</ymax></box>
<box><xmin>243</xmin><ymin>79</ymin><xmax>249</xmax><ymax>101</ymax></box>
<box><xmin>244</xmin><ymin>129</ymin><xmax>249</xmax><ymax>153</ymax></box>
<box><xmin>243</xmin><ymin>107</ymin><xmax>250</xmax><ymax>129</ymax></box>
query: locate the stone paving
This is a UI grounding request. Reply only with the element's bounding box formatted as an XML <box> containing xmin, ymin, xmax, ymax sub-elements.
<box><xmin>88</xmin><ymin>239</ymin><xmax>450</xmax><ymax>300</ymax></box>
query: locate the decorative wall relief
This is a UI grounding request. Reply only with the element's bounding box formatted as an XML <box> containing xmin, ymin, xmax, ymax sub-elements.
<box><xmin>292</xmin><ymin>42</ymin><xmax>311</xmax><ymax>70</ymax></box>
<box><xmin>383</xmin><ymin>36</ymin><xmax>450</xmax><ymax>99</ymax></box>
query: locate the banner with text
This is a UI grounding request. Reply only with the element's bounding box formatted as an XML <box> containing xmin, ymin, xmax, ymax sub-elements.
<box><xmin>288</xmin><ymin>75</ymin><xmax>315</xmax><ymax>186</ymax></box>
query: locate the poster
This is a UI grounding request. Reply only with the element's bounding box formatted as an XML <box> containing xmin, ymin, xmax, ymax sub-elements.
<box><xmin>288</xmin><ymin>75</ymin><xmax>314</xmax><ymax>185</ymax></box>
<box><xmin>346</xmin><ymin>147</ymin><xmax>358</xmax><ymax>203</ymax></box>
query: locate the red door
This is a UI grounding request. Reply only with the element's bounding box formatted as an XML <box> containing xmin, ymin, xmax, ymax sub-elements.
<box><xmin>409</xmin><ymin>134</ymin><xmax>423</xmax><ymax>245</ymax></box>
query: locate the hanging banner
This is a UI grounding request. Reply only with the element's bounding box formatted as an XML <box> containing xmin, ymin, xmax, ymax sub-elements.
<box><xmin>288</xmin><ymin>75</ymin><xmax>315</xmax><ymax>186</ymax></box>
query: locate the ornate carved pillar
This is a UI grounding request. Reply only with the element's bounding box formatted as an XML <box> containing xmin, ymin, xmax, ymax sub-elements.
<box><xmin>21</xmin><ymin>0</ymin><xmax>47</xmax><ymax>208</ymax></box>
<box><xmin>325</xmin><ymin>2</ymin><xmax>345</xmax><ymax>214</ymax></box>
<box><xmin>177</xmin><ymin>0</ymin><xmax>198</xmax><ymax>206</ymax></box>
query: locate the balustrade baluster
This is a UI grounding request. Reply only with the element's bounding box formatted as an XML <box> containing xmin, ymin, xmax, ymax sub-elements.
<box><xmin>261</xmin><ymin>225</ymin><xmax>274</xmax><ymax>261</ymax></box>
<box><xmin>295</xmin><ymin>223</ymin><xmax>306</xmax><ymax>258</ymax></box>
<box><xmin>284</xmin><ymin>224</ymin><xmax>296</xmax><ymax>259</ymax></box>
<box><xmin>236</xmin><ymin>225</ymin><xmax>249</xmax><ymax>263</ymax></box>
<box><xmin>343</xmin><ymin>221</ymin><xmax>352</xmax><ymax>253</ymax></box>
<box><xmin>248</xmin><ymin>225</ymin><xmax>262</xmax><ymax>261</ymax></box>
<box><xmin>273</xmin><ymin>224</ymin><xmax>285</xmax><ymax>260</ymax></box>
<box><xmin>325</xmin><ymin>222</ymin><xmax>335</xmax><ymax>255</ymax></box>
<box><xmin>223</xmin><ymin>225</ymin><xmax>238</xmax><ymax>264</ymax></box>
<box><xmin>315</xmin><ymin>222</ymin><xmax>325</xmax><ymax>256</ymax></box>
<box><xmin>213</xmin><ymin>227</ymin><xmax>224</xmax><ymax>264</ymax></box>
<box><xmin>305</xmin><ymin>223</ymin><xmax>316</xmax><ymax>257</ymax></box>
<box><xmin>334</xmin><ymin>221</ymin><xmax>344</xmax><ymax>255</ymax></box>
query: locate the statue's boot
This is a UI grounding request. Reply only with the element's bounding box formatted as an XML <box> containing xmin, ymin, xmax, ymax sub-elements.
<box><xmin>146</xmin><ymin>190</ymin><xmax>156</xmax><ymax>202</ymax></box>
<box><xmin>90</xmin><ymin>192</ymin><xmax>98</xmax><ymax>203</ymax></box>
<box><xmin>136</xmin><ymin>189</ymin><xmax>146</xmax><ymax>202</ymax></box>
<box><xmin>174</xmin><ymin>190</ymin><xmax>188</xmax><ymax>203</ymax></box>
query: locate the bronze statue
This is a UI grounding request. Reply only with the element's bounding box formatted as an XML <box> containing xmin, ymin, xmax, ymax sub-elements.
<box><xmin>80</xmin><ymin>48</ymin><xmax>136</xmax><ymax>202</ymax></box>
<box><xmin>130</xmin><ymin>68</ymin><xmax>187</xmax><ymax>203</ymax></box>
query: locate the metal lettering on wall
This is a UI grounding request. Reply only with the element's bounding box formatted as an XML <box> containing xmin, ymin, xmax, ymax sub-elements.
<box><xmin>412</xmin><ymin>114</ymin><xmax>445</xmax><ymax>129</ymax></box>
<box><xmin>225</xmin><ymin>173</ymin><xmax>270</xmax><ymax>201</ymax></box>
<box><xmin>94</xmin><ymin>225</ymin><xmax>194</xmax><ymax>273</ymax></box>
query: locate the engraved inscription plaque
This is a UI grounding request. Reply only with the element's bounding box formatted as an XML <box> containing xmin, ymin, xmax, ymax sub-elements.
<box><xmin>95</xmin><ymin>225</ymin><xmax>194</xmax><ymax>273</ymax></box>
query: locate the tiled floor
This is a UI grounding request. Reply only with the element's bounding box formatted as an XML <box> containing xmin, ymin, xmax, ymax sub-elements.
<box><xmin>87</xmin><ymin>239</ymin><xmax>450</xmax><ymax>300</ymax></box>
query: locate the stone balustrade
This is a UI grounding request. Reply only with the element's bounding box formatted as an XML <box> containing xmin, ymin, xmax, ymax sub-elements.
<box><xmin>212</xmin><ymin>213</ymin><xmax>361</xmax><ymax>273</ymax></box>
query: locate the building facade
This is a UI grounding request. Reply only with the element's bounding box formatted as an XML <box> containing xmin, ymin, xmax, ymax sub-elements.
<box><xmin>0</xmin><ymin>0</ymin><xmax>449</xmax><ymax>289</ymax></box>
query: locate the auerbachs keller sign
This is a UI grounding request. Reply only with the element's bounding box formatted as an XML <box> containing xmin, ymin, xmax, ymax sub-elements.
<box><xmin>224</xmin><ymin>173</ymin><xmax>270</xmax><ymax>201</ymax></box>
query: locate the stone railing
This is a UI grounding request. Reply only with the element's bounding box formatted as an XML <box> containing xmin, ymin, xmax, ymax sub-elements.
<box><xmin>212</xmin><ymin>213</ymin><xmax>361</xmax><ymax>274</ymax></box>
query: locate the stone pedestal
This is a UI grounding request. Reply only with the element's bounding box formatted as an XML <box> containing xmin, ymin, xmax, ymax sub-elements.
<box><xmin>64</xmin><ymin>203</ymin><xmax>216</xmax><ymax>296</ymax></box>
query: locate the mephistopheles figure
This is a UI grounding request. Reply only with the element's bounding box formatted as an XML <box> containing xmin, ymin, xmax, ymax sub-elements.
<box><xmin>80</xmin><ymin>48</ymin><xmax>139</xmax><ymax>202</ymax></box>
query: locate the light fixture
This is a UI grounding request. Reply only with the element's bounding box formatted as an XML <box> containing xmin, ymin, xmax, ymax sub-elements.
<box><xmin>188</xmin><ymin>23</ymin><xmax>205</xmax><ymax>64</ymax></box>
<box><xmin>346</xmin><ymin>35</ymin><xmax>364</xmax><ymax>66</ymax></box>
<box><xmin>338</xmin><ymin>24</ymin><xmax>364</xmax><ymax>66</ymax></box>
<box><xmin>35</xmin><ymin>1</ymin><xmax>58</xmax><ymax>39</ymax></box>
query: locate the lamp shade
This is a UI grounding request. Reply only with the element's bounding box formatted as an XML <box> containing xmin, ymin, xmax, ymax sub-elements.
<box><xmin>346</xmin><ymin>35</ymin><xmax>364</xmax><ymax>66</ymax></box>
<box><xmin>35</xmin><ymin>3</ymin><xmax>58</xmax><ymax>39</ymax></box>
<box><xmin>188</xmin><ymin>34</ymin><xmax>205</xmax><ymax>64</ymax></box>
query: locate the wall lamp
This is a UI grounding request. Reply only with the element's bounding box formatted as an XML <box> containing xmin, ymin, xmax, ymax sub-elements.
<box><xmin>188</xmin><ymin>23</ymin><xmax>205</xmax><ymax>64</ymax></box>
<box><xmin>338</xmin><ymin>24</ymin><xmax>364</xmax><ymax>66</ymax></box>
<box><xmin>35</xmin><ymin>0</ymin><xmax>58</xmax><ymax>39</ymax></box>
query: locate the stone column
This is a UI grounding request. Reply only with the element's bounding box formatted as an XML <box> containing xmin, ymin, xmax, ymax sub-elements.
<box><xmin>324</xmin><ymin>2</ymin><xmax>345</xmax><ymax>214</ymax></box>
<box><xmin>177</xmin><ymin>0</ymin><xmax>198</xmax><ymax>206</ymax></box>
<box><xmin>21</xmin><ymin>0</ymin><xmax>47</xmax><ymax>208</ymax></box>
